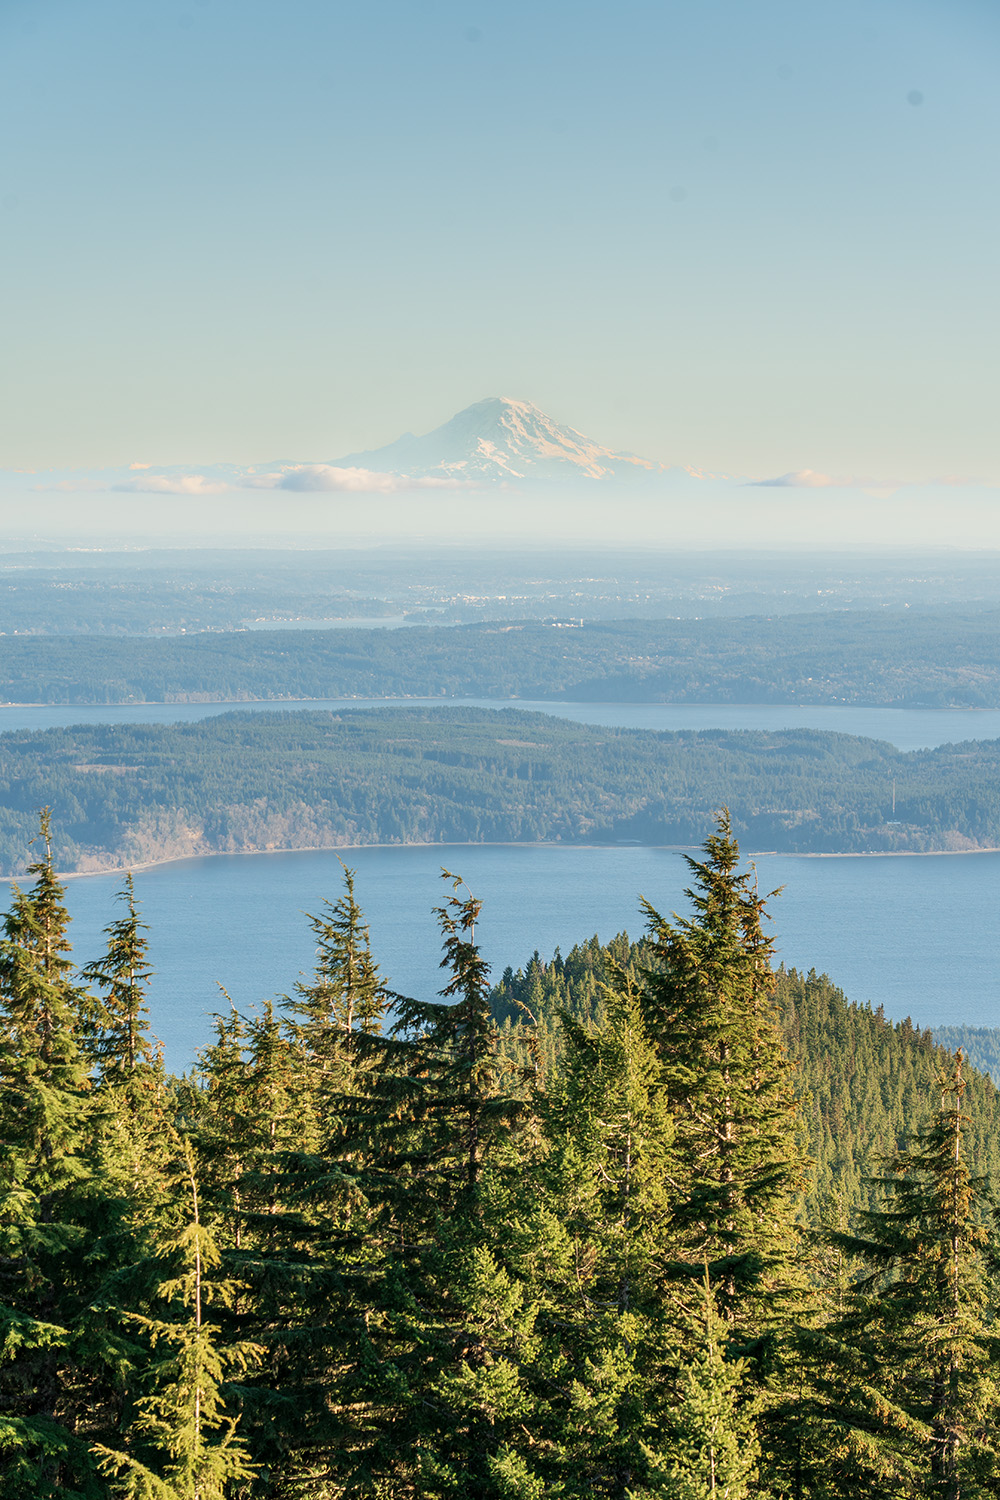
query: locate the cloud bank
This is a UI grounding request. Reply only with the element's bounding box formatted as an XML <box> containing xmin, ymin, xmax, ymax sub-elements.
<box><xmin>35</xmin><ymin>465</ymin><xmax>473</xmax><ymax>496</ymax></box>
<box><xmin>750</xmin><ymin>469</ymin><xmax>838</xmax><ymax>489</ymax></box>
<box><xmin>112</xmin><ymin>474</ymin><xmax>231</xmax><ymax>496</ymax></box>
<box><xmin>248</xmin><ymin>465</ymin><xmax>472</xmax><ymax>493</ymax></box>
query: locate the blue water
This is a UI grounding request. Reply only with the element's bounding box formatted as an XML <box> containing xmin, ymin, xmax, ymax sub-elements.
<box><xmin>0</xmin><ymin>698</ymin><xmax>997</xmax><ymax>751</ymax></box>
<box><xmin>3</xmin><ymin>696</ymin><xmax>999</xmax><ymax>1067</ymax></box>
<box><xmin>53</xmin><ymin>842</ymin><xmax>1000</xmax><ymax>1071</ymax></box>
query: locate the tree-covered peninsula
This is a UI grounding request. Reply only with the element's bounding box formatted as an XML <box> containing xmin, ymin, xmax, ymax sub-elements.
<box><xmin>4</xmin><ymin>813</ymin><xmax>1000</xmax><ymax>1497</ymax></box>
<box><xmin>0</xmin><ymin>707</ymin><xmax>999</xmax><ymax>873</ymax></box>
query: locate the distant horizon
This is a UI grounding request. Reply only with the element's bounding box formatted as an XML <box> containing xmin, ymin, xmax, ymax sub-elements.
<box><xmin>2</xmin><ymin>393</ymin><xmax>996</xmax><ymax>497</ymax></box>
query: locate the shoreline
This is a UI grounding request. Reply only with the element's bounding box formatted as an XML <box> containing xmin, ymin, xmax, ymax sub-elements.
<box><xmin>6</xmin><ymin>836</ymin><xmax>996</xmax><ymax>883</ymax></box>
<box><xmin>1</xmin><ymin>696</ymin><xmax>1000</xmax><ymax>712</ymax></box>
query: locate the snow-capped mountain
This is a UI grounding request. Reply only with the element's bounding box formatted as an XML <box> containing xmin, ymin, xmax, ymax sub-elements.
<box><xmin>330</xmin><ymin>397</ymin><xmax>663</xmax><ymax>482</ymax></box>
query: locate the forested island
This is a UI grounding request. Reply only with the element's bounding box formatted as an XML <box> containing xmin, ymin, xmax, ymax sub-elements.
<box><xmin>7</xmin><ymin>814</ymin><xmax>1000</xmax><ymax>1497</ymax></box>
<box><xmin>5</xmin><ymin>609</ymin><xmax>1000</xmax><ymax>706</ymax></box>
<box><xmin>2</xmin><ymin>707</ymin><xmax>1000</xmax><ymax>873</ymax></box>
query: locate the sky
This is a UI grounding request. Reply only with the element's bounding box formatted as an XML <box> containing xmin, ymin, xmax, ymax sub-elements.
<box><xmin>1</xmin><ymin>0</ymin><xmax>998</xmax><ymax>484</ymax></box>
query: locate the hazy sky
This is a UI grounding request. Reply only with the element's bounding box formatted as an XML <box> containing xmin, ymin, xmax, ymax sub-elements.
<box><xmin>1</xmin><ymin>0</ymin><xmax>997</xmax><ymax>481</ymax></box>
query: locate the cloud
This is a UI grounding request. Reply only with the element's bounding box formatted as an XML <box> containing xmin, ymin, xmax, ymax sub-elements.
<box><xmin>128</xmin><ymin>461</ymin><xmax>152</xmax><ymax>470</ymax></box>
<box><xmin>34</xmin><ymin>473</ymin><xmax>230</xmax><ymax>495</ymax></box>
<box><xmin>247</xmin><ymin>464</ymin><xmax>472</xmax><ymax>493</ymax></box>
<box><xmin>111</xmin><ymin>474</ymin><xmax>231</xmax><ymax>495</ymax></box>
<box><xmin>749</xmin><ymin>469</ymin><xmax>998</xmax><ymax>494</ymax></box>
<box><xmin>750</xmin><ymin>469</ymin><xmax>839</xmax><ymax>488</ymax></box>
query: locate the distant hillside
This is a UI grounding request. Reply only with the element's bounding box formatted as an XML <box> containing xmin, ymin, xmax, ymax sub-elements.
<box><xmin>490</xmin><ymin>942</ymin><xmax>1000</xmax><ymax>1225</ymax></box>
<box><xmin>4</xmin><ymin>707</ymin><xmax>1000</xmax><ymax>873</ymax></box>
<box><xmin>933</xmin><ymin>1026</ymin><xmax>1000</xmax><ymax>1083</ymax></box>
<box><xmin>6</xmin><ymin>610</ymin><xmax>1000</xmax><ymax>706</ymax></box>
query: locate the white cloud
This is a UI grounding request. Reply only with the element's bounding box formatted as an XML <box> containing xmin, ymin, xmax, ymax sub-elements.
<box><xmin>129</xmin><ymin>461</ymin><xmax>153</xmax><ymax>470</ymax></box>
<box><xmin>112</xmin><ymin>474</ymin><xmax>231</xmax><ymax>495</ymax></box>
<box><xmin>750</xmin><ymin>469</ymin><xmax>838</xmax><ymax>489</ymax></box>
<box><xmin>748</xmin><ymin>469</ymin><xmax>998</xmax><ymax>494</ymax></box>
<box><xmin>248</xmin><ymin>464</ymin><xmax>472</xmax><ymax>493</ymax></box>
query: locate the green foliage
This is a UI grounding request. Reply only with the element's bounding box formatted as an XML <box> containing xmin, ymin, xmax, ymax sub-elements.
<box><xmin>8</xmin><ymin>610</ymin><xmax>1000</xmax><ymax>708</ymax></box>
<box><xmin>4</xmin><ymin>707</ymin><xmax>1000</xmax><ymax>875</ymax></box>
<box><xmin>94</xmin><ymin>1142</ymin><xmax>261</xmax><ymax>1500</ymax></box>
<box><xmin>654</xmin><ymin>1275</ymin><xmax>760</xmax><ymax>1500</ymax></box>
<box><xmin>809</xmin><ymin>1060</ymin><xmax>1000</xmax><ymax>1496</ymax></box>
<box><xmin>0</xmin><ymin>813</ymin><xmax>997</xmax><ymax>1496</ymax></box>
<box><xmin>82</xmin><ymin>875</ymin><xmax>160</xmax><ymax>1092</ymax></box>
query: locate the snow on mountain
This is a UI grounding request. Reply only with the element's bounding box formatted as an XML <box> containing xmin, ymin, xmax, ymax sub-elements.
<box><xmin>329</xmin><ymin>397</ymin><xmax>663</xmax><ymax>482</ymax></box>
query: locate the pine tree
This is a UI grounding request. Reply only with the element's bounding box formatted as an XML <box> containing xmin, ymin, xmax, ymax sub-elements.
<box><xmin>653</xmin><ymin>1273</ymin><xmax>759</xmax><ymax>1500</ymax></box>
<box><xmin>533</xmin><ymin>968</ymin><xmax>679</xmax><ymax>1497</ymax></box>
<box><xmin>0</xmin><ymin>810</ymin><xmax>103</xmax><ymax>1496</ymax></box>
<box><xmin>311</xmin><ymin>872</ymin><xmax>543</xmax><ymax>1496</ymax></box>
<box><xmin>81</xmin><ymin>874</ymin><xmax>159</xmax><ymax>1092</ymax></box>
<box><xmin>287</xmin><ymin>863</ymin><xmax>387</xmax><ymax>1112</ymax></box>
<box><xmin>811</xmin><ymin>1055</ymin><xmax>1000</xmax><ymax>1497</ymax></box>
<box><xmin>93</xmin><ymin>1139</ymin><xmax>260</xmax><ymax>1500</ymax></box>
<box><xmin>81</xmin><ymin>873</ymin><xmax>174</xmax><ymax>1245</ymax></box>
<box><xmin>640</xmin><ymin>812</ymin><xmax>806</xmax><ymax>1335</ymax></box>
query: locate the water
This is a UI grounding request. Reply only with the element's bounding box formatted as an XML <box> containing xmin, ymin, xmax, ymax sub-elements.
<box><xmin>0</xmin><ymin>698</ymin><xmax>998</xmax><ymax>751</ymax></box>
<box><xmin>54</xmin><ymin>842</ymin><xmax>1000</xmax><ymax>1071</ymax></box>
<box><xmin>7</xmin><ymin>695</ymin><xmax>1000</xmax><ymax>1067</ymax></box>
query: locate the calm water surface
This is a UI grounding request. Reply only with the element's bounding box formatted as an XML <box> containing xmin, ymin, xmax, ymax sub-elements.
<box><xmin>1</xmin><ymin>698</ymin><xmax>999</xmax><ymax>750</ymax></box>
<box><xmin>56</xmin><ymin>843</ymin><xmax>1000</xmax><ymax>1070</ymax></box>
<box><xmin>7</xmin><ymin>697</ymin><xmax>1000</xmax><ymax>1066</ymax></box>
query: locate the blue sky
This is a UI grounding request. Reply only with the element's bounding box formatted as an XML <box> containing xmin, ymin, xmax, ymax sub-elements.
<box><xmin>1</xmin><ymin>0</ymin><xmax>997</xmax><ymax>480</ymax></box>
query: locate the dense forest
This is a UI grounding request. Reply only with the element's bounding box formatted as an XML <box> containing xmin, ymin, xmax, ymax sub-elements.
<box><xmin>491</xmin><ymin>940</ymin><xmax>1000</xmax><ymax>1221</ymax></box>
<box><xmin>2</xmin><ymin>707</ymin><xmax>1000</xmax><ymax>872</ymax></box>
<box><xmin>6</xmin><ymin>610</ymin><xmax>1000</xmax><ymax>706</ymax></box>
<box><xmin>5</xmin><ymin>812</ymin><xmax>1000</xmax><ymax>1497</ymax></box>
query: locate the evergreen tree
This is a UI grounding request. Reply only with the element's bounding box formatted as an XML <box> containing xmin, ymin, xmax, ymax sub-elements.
<box><xmin>640</xmin><ymin>812</ymin><xmax>806</xmax><ymax>1336</ymax></box>
<box><xmin>287</xmin><ymin>863</ymin><xmax>387</xmax><ymax>1111</ymax></box>
<box><xmin>654</xmin><ymin>1273</ymin><xmax>759</xmax><ymax>1500</ymax></box>
<box><xmin>812</xmin><ymin>1056</ymin><xmax>1000</xmax><ymax>1497</ymax></box>
<box><xmin>81</xmin><ymin>874</ymin><xmax>158</xmax><ymax>1091</ymax></box>
<box><xmin>94</xmin><ymin>1140</ymin><xmax>260</xmax><ymax>1500</ymax></box>
<box><xmin>0</xmin><ymin>810</ymin><xmax>103</xmax><ymax>1496</ymax></box>
<box><xmin>536</xmin><ymin>969</ymin><xmax>679</xmax><ymax>1497</ymax></box>
<box><xmin>315</xmin><ymin>872</ymin><xmax>543</xmax><ymax>1497</ymax></box>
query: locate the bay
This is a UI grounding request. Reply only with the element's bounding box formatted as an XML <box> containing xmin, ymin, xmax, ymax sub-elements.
<box><xmin>55</xmin><ymin>842</ymin><xmax>1000</xmax><ymax>1071</ymax></box>
<box><xmin>0</xmin><ymin>696</ymin><xmax>998</xmax><ymax>750</ymax></box>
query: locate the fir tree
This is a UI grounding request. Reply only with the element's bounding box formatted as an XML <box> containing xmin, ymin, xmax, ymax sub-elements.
<box><xmin>287</xmin><ymin>862</ymin><xmax>387</xmax><ymax>1108</ymax></box>
<box><xmin>0</xmin><ymin>811</ymin><xmax>102</xmax><ymax>1496</ymax></box>
<box><xmin>813</xmin><ymin>1055</ymin><xmax>1000</xmax><ymax>1497</ymax></box>
<box><xmin>654</xmin><ymin>1273</ymin><xmax>759</xmax><ymax>1500</ymax></box>
<box><xmin>640</xmin><ymin>812</ymin><xmax>806</xmax><ymax>1334</ymax></box>
<box><xmin>81</xmin><ymin>874</ymin><xmax>159</xmax><ymax>1091</ymax></box>
<box><xmin>316</xmin><ymin>873</ymin><xmax>543</xmax><ymax>1496</ymax></box>
<box><xmin>538</xmin><ymin>969</ymin><xmax>678</xmax><ymax>1497</ymax></box>
<box><xmin>93</xmin><ymin>1140</ymin><xmax>261</xmax><ymax>1500</ymax></box>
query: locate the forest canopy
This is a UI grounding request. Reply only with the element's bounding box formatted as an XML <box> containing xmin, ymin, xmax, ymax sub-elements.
<box><xmin>0</xmin><ymin>707</ymin><xmax>998</xmax><ymax>873</ymax></box>
<box><xmin>4</xmin><ymin>609</ymin><xmax>1000</xmax><ymax>705</ymax></box>
<box><xmin>3</xmin><ymin>813</ymin><xmax>999</xmax><ymax>1498</ymax></box>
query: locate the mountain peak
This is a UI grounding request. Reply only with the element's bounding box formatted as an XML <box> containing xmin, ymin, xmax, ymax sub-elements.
<box><xmin>332</xmin><ymin>397</ymin><xmax>661</xmax><ymax>482</ymax></box>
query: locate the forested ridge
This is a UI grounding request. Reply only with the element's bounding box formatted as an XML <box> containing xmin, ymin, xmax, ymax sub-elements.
<box><xmin>491</xmin><ymin>941</ymin><xmax>1000</xmax><ymax>1219</ymax></box>
<box><xmin>5</xmin><ymin>609</ymin><xmax>1000</xmax><ymax>706</ymax></box>
<box><xmin>2</xmin><ymin>707</ymin><xmax>1000</xmax><ymax>873</ymax></box>
<box><xmin>5</xmin><ymin>813</ymin><xmax>1000</xmax><ymax>1498</ymax></box>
